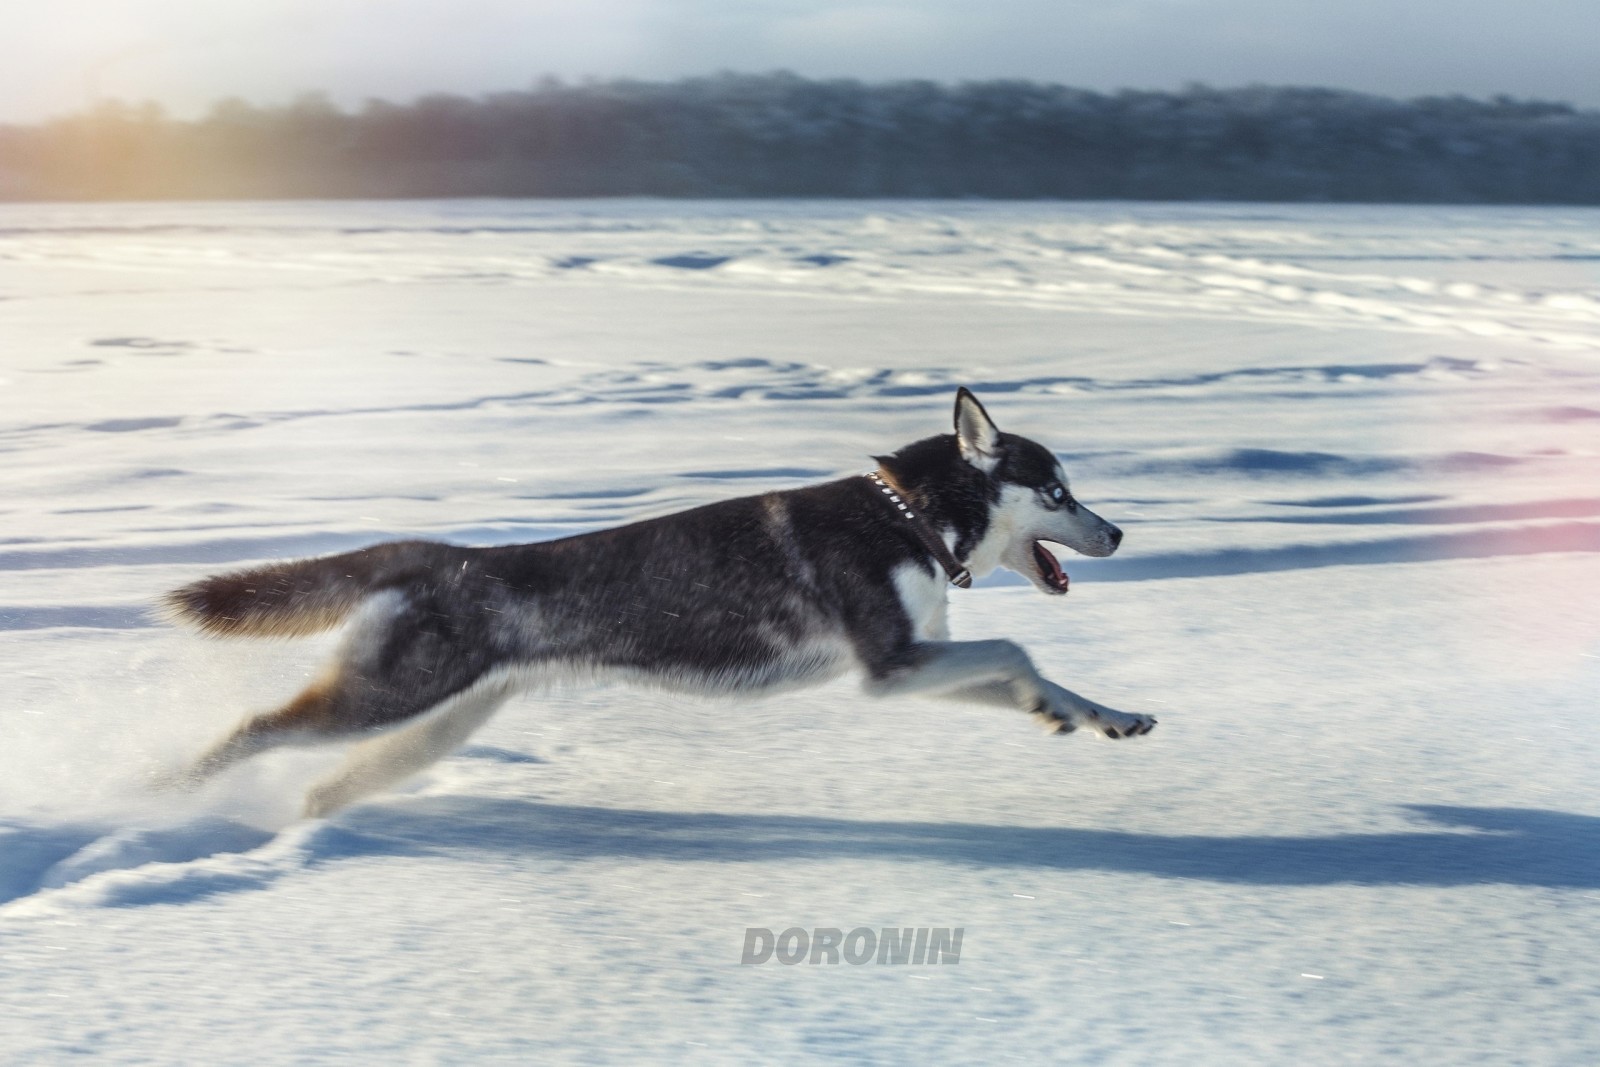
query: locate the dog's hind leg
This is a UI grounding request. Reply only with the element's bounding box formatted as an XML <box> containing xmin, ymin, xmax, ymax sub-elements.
<box><xmin>173</xmin><ymin>675</ymin><xmax>352</xmax><ymax>787</ymax></box>
<box><xmin>165</xmin><ymin>589</ymin><xmax>513</xmax><ymax>790</ymax></box>
<box><xmin>301</xmin><ymin>680</ymin><xmax>514</xmax><ymax>818</ymax></box>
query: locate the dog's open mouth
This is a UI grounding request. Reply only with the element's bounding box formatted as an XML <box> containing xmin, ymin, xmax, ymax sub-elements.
<box><xmin>1032</xmin><ymin>541</ymin><xmax>1069</xmax><ymax>594</ymax></box>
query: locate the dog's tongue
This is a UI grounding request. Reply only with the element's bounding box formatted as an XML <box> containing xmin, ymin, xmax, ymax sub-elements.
<box><xmin>1032</xmin><ymin>541</ymin><xmax>1069</xmax><ymax>593</ymax></box>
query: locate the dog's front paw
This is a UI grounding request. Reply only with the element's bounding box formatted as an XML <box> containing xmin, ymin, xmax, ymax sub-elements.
<box><xmin>1031</xmin><ymin>688</ymin><xmax>1158</xmax><ymax>740</ymax></box>
<box><xmin>1086</xmin><ymin>704</ymin><xmax>1157</xmax><ymax>740</ymax></box>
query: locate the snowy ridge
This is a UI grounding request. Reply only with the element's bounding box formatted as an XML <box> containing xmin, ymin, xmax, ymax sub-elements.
<box><xmin>1</xmin><ymin>817</ymin><xmax>302</xmax><ymax>917</ymax></box>
<box><xmin>4</xmin><ymin>201</ymin><xmax>1600</xmax><ymax>351</ymax></box>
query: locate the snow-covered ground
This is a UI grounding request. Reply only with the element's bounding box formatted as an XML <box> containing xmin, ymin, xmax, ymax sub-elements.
<box><xmin>2</xmin><ymin>199</ymin><xmax>1598</xmax><ymax>1064</ymax></box>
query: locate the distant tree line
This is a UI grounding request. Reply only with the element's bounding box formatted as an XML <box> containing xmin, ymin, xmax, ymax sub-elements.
<box><xmin>2</xmin><ymin>73</ymin><xmax>1598</xmax><ymax>203</ymax></box>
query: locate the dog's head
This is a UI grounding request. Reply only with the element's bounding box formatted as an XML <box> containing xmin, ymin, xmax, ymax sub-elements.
<box><xmin>948</xmin><ymin>387</ymin><xmax>1122</xmax><ymax>595</ymax></box>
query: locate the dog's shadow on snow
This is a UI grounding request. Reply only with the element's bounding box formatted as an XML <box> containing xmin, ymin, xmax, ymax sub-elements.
<box><xmin>331</xmin><ymin>800</ymin><xmax>1600</xmax><ymax>889</ymax></box>
<box><xmin>7</xmin><ymin>802</ymin><xmax>1598</xmax><ymax>913</ymax></box>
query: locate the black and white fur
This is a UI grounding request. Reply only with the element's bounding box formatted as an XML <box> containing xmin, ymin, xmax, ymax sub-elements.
<box><xmin>163</xmin><ymin>389</ymin><xmax>1155</xmax><ymax>817</ymax></box>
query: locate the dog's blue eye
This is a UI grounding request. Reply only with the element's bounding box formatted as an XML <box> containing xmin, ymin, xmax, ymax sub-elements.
<box><xmin>1048</xmin><ymin>485</ymin><xmax>1065</xmax><ymax>502</ymax></box>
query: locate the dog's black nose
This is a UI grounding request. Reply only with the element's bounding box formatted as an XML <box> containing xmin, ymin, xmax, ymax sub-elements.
<box><xmin>1109</xmin><ymin>525</ymin><xmax>1124</xmax><ymax>548</ymax></box>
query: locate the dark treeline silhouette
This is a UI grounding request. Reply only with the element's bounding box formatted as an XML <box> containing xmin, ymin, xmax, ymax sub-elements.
<box><xmin>3</xmin><ymin>73</ymin><xmax>1599</xmax><ymax>203</ymax></box>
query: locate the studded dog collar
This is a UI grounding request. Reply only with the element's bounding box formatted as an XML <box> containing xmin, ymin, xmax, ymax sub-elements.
<box><xmin>865</xmin><ymin>469</ymin><xmax>973</xmax><ymax>589</ymax></box>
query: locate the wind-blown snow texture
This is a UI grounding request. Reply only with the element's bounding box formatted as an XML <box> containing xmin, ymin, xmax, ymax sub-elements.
<box><xmin>2</xmin><ymin>200</ymin><xmax>1599</xmax><ymax>1064</ymax></box>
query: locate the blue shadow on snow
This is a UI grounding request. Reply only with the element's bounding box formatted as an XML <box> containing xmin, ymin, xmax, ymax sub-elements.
<box><xmin>7</xmin><ymin>804</ymin><xmax>1596</xmax><ymax>912</ymax></box>
<box><xmin>320</xmin><ymin>801</ymin><xmax>1600</xmax><ymax>890</ymax></box>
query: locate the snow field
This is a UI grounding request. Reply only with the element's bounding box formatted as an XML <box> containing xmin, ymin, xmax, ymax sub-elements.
<box><xmin>2</xmin><ymin>200</ymin><xmax>1598</xmax><ymax>1063</ymax></box>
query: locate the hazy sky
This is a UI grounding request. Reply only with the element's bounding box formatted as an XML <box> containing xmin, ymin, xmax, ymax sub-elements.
<box><xmin>4</xmin><ymin>0</ymin><xmax>1598</xmax><ymax>122</ymax></box>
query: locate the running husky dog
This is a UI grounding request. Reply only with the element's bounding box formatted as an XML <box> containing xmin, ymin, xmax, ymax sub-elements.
<box><xmin>163</xmin><ymin>388</ymin><xmax>1155</xmax><ymax>816</ymax></box>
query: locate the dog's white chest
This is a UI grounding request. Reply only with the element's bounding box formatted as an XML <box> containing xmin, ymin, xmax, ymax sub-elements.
<box><xmin>892</xmin><ymin>563</ymin><xmax>950</xmax><ymax>641</ymax></box>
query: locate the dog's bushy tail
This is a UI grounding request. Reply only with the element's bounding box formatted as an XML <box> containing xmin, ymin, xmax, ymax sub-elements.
<box><xmin>161</xmin><ymin>540</ymin><xmax>454</xmax><ymax>638</ymax></box>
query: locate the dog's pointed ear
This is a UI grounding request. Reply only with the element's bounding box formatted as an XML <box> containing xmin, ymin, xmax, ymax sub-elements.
<box><xmin>954</xmin><ymin>387</ymin><xmax>1002</xmax><ymax>473</ymax></box>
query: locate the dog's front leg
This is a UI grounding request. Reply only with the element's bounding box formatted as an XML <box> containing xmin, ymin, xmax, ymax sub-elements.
<box><xmin>863</xmin><ymin>639</ymin><xmax>1154</xmax><ymax>740</ymax></box>
<box><xmin>863</xmin><ymin>638</ymin><xmax>1045</xmax><ymax>705</ymax></box>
